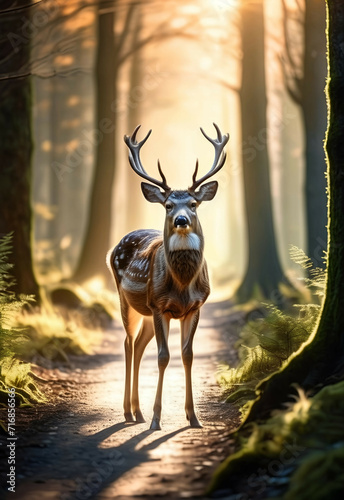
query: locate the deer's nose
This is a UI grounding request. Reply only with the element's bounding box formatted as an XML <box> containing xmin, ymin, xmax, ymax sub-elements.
<box><xmin>174</xmin><ymin>215</ymin><xmax>188</xmax><ymax>228</ymax></box>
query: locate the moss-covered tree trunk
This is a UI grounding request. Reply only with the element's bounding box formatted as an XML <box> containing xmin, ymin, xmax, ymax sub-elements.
<box><xmin>303</xmin><ymin>0</ymin><xmax>328</xmax><ymax>269</ymax></box>
<box><xmin>236</xmin><ymin>0</ymin><xmax>287</xmax><ymax>304</ymax></box>
<box><xmin>243</xmin><ymin>0</ymin><xmax>344</xmax><ymax>423</ymax></box>
<box><xmin>0</xmin><ymin>1</ymin><xmax>40</xmax><ymax>300</ymax></box>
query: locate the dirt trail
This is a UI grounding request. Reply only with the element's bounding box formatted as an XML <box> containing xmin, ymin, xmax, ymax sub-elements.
<box><xmin>3</xmin><ymin>301</ymin><xmax>241</xmax><ymax>499</ymax></box>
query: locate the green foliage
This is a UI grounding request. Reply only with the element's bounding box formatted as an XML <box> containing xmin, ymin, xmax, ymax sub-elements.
<box><xmin>289</xmin><ymin>246</ymin><xmax>326</xmax><ymax>298</ymax></box>
<box><xmin>0</xmin><ymin>233</ymin><xmax>34</xmax><ymax>338</ymax></box>
<box><xmin>0</xmin><ymin>234</ymin><xmax>103</xmax><ymax>414</ymax></box>
<box><xmin>210</xmin><ymin>381</ymin><xmax>344</xmax><ymax>499</ymax></box>
<box><xmin>284</xmin><ymin>447</ymin><xmax>344</xmax><ymax>500</ymax></box>
<box><xmin>212</xmin><ymin>249</ymin><xmax>344</xmax><ymax>498</ymax></box>
<box><xmin>3</xmin><ymin>279</ymin><xmax>108</xmax><ymax>365</ymax></box>
<box><xmin>218</xmin><ymin>306</ymin><xmax>317</xmax><ymax>405</ymax></box>
<box><xmin>0</xmin><ymin>233</ymin><xmax>45</xmax><ymax>407</ymax></box>
<box><xmin>14</xmin><ymin>306</ymin><xmax>100</xmax><ymax>363</ymax></box>
<box><xmin>218</xmin><ymin>248</ymin><xmax>325</xmax><ymax>406</ymax></box>
<box><xmin>0</xmin><ymin>357</ymin><xmax>45</xmax><ymax>406</ymax></box>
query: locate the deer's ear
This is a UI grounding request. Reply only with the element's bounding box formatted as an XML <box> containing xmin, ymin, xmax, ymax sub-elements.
<box><xmin>141</xmin><ymin>182</ymin><xmax>166</xmax><ymax>204</ymax></box>
<box><xmin>194</xmin><ymin>181</ymin><xmax>218</xmax><ymax>202</ymax></box>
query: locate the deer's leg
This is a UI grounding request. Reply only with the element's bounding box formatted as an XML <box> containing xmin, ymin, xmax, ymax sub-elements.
<box><xmin>181</xmin><ymin>310</ymin><xmax>202</xmax><ymax>428</ymax></box>
<box><xmin>122</xmin><ymin>302</ymin><xmax>142</xmax><ymax>422</ymax></box>
<box><xmin>132</xmin><ymin>317</ymin><xmax>154</xmax><ymax>423</ymax></box>
<box><xmin>151</xmin><ymin>313</ymin><xmax>170</xmax><ymax>430</ymax></box>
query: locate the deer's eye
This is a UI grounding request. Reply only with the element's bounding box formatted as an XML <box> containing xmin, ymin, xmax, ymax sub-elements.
<box><xmin>165</xmin><ymin>202</ymin><xmax>173</xmax><ymax>211</ymax></box>
<box><xmin>190</xmin><ymin>201</ymin><xmax>197</xmax><ymax>210</ymax></box>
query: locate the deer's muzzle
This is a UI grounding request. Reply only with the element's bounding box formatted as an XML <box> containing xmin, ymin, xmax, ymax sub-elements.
<box><xmin>174</xmin><ymin>215</ymin><xmax>189</xmax><ymax>228</ymax></box>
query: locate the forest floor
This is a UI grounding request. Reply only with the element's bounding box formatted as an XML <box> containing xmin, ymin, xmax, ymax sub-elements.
<box><xmin>0</xmin><ymin>300</ymin><xmax>244</xmax><ymax>500</ymax></box>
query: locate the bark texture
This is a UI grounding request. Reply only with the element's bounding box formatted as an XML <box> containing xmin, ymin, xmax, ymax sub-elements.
<box><xmin>0</xmin><ymin>1</ymin><xmax>40</xmax><ymax>299</ymax></box>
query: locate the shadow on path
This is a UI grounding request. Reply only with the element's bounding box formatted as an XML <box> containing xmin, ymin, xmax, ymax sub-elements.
<box><xmin>4</xmin><ymin>300</ymin><xmax>242</xmax><ymax>499</ymax></box>
<box><xmin>10</xmin><ymin>414</ymin><xmax>190</xmax><ymax>500</ymax></box>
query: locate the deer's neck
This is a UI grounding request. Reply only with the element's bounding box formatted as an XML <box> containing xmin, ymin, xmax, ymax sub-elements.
<box><xmin>164</xmin><ymin>229</ymin><xmax>204</xmax><ymax>287</ymax></box>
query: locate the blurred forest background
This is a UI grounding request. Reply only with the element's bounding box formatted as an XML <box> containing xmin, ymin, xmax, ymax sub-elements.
<box><xmin>0</xmin><ymin>0</ymin><xmax>328</xmax><ymax>305</ymax></box>
<box><xmin>3</xmin><ymin>2</ymin><xmax>343</xmax><ymax>498</ymax></box>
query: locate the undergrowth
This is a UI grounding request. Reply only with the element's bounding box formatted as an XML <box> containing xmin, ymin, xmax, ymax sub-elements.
<box><xmin>210</xmin><ymin>381</ymin><xmax>344</xmax><ymax>500</ymax></box>
<box><xmin>218</xmin><ymin>247</ymin><xmax>325</xmax><ymax>407</ymax></box>
<box><xmin>0</xmin><ymin>234</ymin><xmax>45</xmax><ymax>407</ymax></box>
<box><xmin>210</xmin><ymin>249</ymin><xmax>344</xmax><ymax>499</ymax></box>
<box><xmin>12</xmin><ymin>281</ymin><xmax>117</xmax><ymax>365</ymax></box>
<box><xmin>0</xmin><ymin>234</ymin><xmax>106</xmax><ymax>412</ymax></box>
<box><xmin>209</xmin><ymin>380</ymin><xmax>344</xmax><ymax>499</ymax></box>
<box><xmin>13</xmin><ymin>305</ymin><xmax>100</xmax><ymax>365</ymax></box>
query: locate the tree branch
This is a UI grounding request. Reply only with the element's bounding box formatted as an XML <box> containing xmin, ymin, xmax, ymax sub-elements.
<box><xmin>0</xmin><ymin>0</ymin><xmax>44</xmax><ymax>14</ymax></box>
<box><xmin>115</xmin><ymin>1</ymin><xmax>136</xmax><ymax>55</ymax></box>
<box><xmin>0</xmin><ymin>66</ymin><xmax>90</xmax><ymax>81</ymax></box>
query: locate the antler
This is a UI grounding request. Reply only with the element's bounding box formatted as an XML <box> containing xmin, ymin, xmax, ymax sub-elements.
<box><xmin>124</xmin><ymin>125</ymin><xmax>171</xmax><ymax>193</ymax></box>
<box><xmin>189</xmin><ymin>123</ymin><xmax>229</xmax><ymax>192</ymax></box>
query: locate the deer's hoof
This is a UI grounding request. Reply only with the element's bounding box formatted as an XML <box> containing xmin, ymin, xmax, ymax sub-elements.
<box><xmin>190</xmin><ymin>419</ymin><xmax>202</xmax><ymax>428</ymax></box>
<box><xmin>124</xmin><ymin>412</ymin><xmax>135</xmax><ymax>422</ymax></box>
<box><xmin>135</xmin><ymin>410</ymin><xmax>146</xmax><ymax>423</ymax></box>
<box><xmin>150</xmin><ymin>417</ymin><xmax>161</xmax><ymax>430</ymax></box>
<box><xmin>187</xmin><ymin>414</ymin><xmax>202</xmax><ymax>428</ymax></box>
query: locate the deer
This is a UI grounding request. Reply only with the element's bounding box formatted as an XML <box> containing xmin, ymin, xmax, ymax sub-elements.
<box><xmin>107</xmin><ymin>123</ymin><xmax>229</xmax><ymax>430</ymax></box>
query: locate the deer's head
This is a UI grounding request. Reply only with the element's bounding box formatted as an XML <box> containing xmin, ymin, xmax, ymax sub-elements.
<box><xmin>124</xmin><ymin>123</ymin><xmax>229</xmax><ymax>251</ymax></box>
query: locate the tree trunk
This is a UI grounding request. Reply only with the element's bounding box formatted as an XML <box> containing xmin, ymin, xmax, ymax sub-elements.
<box><xmin>126</xmin><ymin>6</ymin><xmax>145</xmax><ymax>233</ymax></box>
<box><xmin>73</xmin><ymin>8</ymin><xmax>117</xmax><ymax>283</ymax></box>
<box><xmin>302</xmin><ymin>0</ymin><xmax>328</xmax><ymax>268</ymax></box>
<box><xmin>0</xmin><ymin>1</ymin><xmax>40</xmax><ymax>300</ymax></box>
<box><xmin>243</xmin><ymin>0</ymin><xmax>344</xmax><ymax>423</ymax></box>
<box><xmin>236</xmin><ymin>0</ymin><xmax>287</xmax><ymax>305</ymax></box>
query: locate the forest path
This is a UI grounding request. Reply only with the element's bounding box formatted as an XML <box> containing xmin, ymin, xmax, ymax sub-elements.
<box><xmin>9</xmin><ymin>301</ymin><xmax>241</xmax><ymax>499</ymax></box>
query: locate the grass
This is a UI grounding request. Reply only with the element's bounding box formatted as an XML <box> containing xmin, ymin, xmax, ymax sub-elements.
<box><xmin>12</xmin><ymin>305</ymin><xmax>101</xmax><ymax>364</ymax></box>
<box><xmin>0</xmin><ymin>234</ymin><xmax>110</xmax><ymax>412</ymax></box>
<box><xmin>11</xmin><ymin>280</ymin><xmax>119</xmax><ymax>365</ymax></box>
<box><xmin>217</xmin><ymin>303</ymin><xmax>320</xmax><ymax>406</ymax></box>
<box><xmin>0</xmin><ymin>233</ymin><xmax>45</xmax><ymax>408</ymax></box>
<box><xmin>217</xmin><ymin>247</ymin><xmax>325</xmax><ymax>407</ymax></box>
<box><xmin>209</xmin><ymin>380</ymin><xmax>344</xmax><ymax>499</ymax></box>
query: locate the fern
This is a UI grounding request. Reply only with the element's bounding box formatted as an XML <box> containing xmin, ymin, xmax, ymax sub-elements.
<box><xmin>219</xmin><ymin>248</ymin><xmax>325</xmax><ymax>405</ymax></box>
<box><xmin>0</xmin><ymin>233</ymin><xmax>45</xmax><ymax>407</ymax></box>
<box><xmin>290</xmin><ymin>245</ymin><xmax>326</xmax><ymax>297</ymax></box>
<box><xmin>218</xmin><ymin>306</ymin><xmax>317</xmax><ymax>404</ymax></box>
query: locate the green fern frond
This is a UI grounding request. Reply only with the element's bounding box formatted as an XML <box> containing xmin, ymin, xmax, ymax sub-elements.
<box><xmin>0</xmin><ymin>233</ymin><xmax>45</xmax><ymax>410</ymax></box>
<box><xmin>219</xmin><ymin>249</ymin><xmax>325</xmax><ymax>406</ymax></box>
